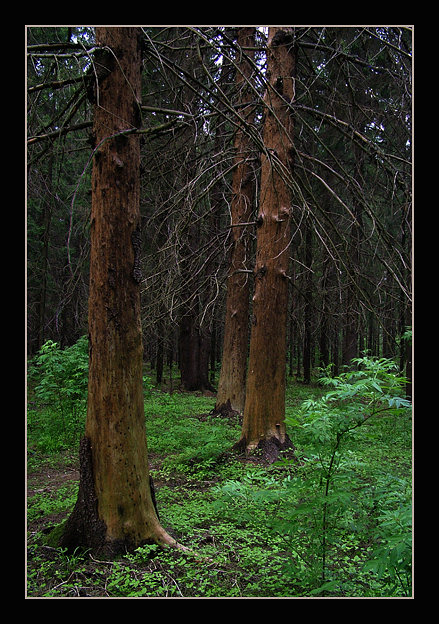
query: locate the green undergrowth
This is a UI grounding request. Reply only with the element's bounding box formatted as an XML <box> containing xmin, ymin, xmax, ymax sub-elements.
<box><xmin>27</xmin><ymin>342</ymin><xmax>412</xmax><ymax>598</ymax></box>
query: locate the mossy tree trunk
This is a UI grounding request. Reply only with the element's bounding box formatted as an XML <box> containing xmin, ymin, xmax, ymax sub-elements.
<box><xmin>60</xmin><ymin>27</ymin><xmax>180</xmax><ymax>556</ymax></box>
<box><xmin>235</xmin><ymin>27</ymin><xmax>296</xmax><ymax>462</ymax></box>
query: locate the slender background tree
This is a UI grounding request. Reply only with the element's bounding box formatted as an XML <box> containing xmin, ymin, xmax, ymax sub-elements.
<box><xmin>215</xmin><ymin>27</ymin><xmax>257</xmax><ymax>416</ymax></box>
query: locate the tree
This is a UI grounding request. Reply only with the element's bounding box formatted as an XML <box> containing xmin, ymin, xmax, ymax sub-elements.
<box><xmin>215</xmin><ymin>27</ymin><xmax>256</xmax><ymax>415</ymax></box>
<box><xmin>235</xmin><ymin>27</ymin><xmax>296</xmax><ymax>461</ymax></box>
<box><xmin>59</xmin><ymin>27</ymin><xmax>179</xmax><ymax>556</ymax></box>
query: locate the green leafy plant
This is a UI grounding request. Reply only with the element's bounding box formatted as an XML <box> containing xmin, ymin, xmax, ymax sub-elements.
<box><xmin>28</xmin><ymin>336</ymin><xmax>89</xmax><ymax>450</ymax></box>
<box><xmin>214</xmin><ymin>356</ymin><xmax>412</xmax><ymax>596</ymax></box>
<box><xmin>363</xmin><ymin>474</ymin><xmax>412</xmax><ymax>595</ymax></box>
<box><xmin>293</xmin><ymin>356</ymin><xmax>411</xmax><ymax>591</ymax></box>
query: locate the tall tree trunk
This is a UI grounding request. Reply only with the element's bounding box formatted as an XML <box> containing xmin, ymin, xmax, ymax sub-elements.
<box><xmin>303</xmin><ymin>215</ymin><xmax>313</xmax><ymax>384</ymax></box>
<box><xmin>176</xmin><ymin>32</ymin><xmax>216</xmax><ymax>394</ymax></box>
<box><xmin>342</xmin><ymin>89</ymin><xmax>365</xmax><ymax>366</ymax></box>
<box><xmin>319</xmin><ymin>262</ymin><xmax>330</xmax><ymax>369</ymax></box>
<box><xmin>179</xmin><ymin>297</ymin><xmax>202</xmax><ymax>390</ymax></box>
<box><xmin>342</xmin><ymin>205</ymin><xmax>362</xmax><ymax>365</ymax></box>
<box><xmin>215</xmin><ymin>27</ymin><xmax>256</xmax><ymax>415</ymax></box>
<box><xmin>35</xmin><ymin>153</ymin><xmax>53</xmax><ymax>353</ymax></box>
<box><xmin>60</xmin><ymin>27</ymin><xmax>179</xmax><ymax>556</ymax></box>
<box><xmin>235</xmin><ymin>27</ymin><xmax>296</xmax><ymax>462</ymax></box>
<box><xmin>156</xmin><ymin>321</ymin><xmax>164</xmax><ymax>386</ymax></box>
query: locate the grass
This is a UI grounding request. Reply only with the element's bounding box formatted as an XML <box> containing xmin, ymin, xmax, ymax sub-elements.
<box><xmin>26</xmin><ymin>372</ymin><xmax>412</xmax><ymax>598</ymax></box>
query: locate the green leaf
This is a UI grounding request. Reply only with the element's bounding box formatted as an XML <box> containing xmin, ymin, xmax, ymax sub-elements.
<box><xmin>307</xmin><ymin>580</ymin><xmax>339</xmax><ymax>596</ymax></box>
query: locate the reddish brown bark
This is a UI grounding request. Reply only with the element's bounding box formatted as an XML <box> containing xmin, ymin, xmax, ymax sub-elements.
<box><xmin>60</xmin><ymin>27</ymin><xmax>179</xmax><ymax>556</ymax></box>
<box><xmin>236</xmin><ymin>27</ymin><xmax>296</xmax><ymax>461</ymax></box>
<box><xmin>215</xmin><ymin>27</ymin><xmax>256</xmax><ymax>415</ymax></box>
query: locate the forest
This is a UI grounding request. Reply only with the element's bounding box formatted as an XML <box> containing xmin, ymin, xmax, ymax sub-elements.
<box><xmin>26</xmin><ymin>26</ymin><xmax>413</xmax><ymax>598</ymax></box>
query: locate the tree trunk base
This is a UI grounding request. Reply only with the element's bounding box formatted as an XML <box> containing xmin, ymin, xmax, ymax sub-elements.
<box><xmin>233</xmin><ymin>434</ymin><xmax>295</xmax><ymax>464</ymax></box>
<box><xmin>58</xmin><ymin>436</ymin><xmax>108</xmax><ymax>555</ymax></box>
<box><xmin>211</xmin><ymin>399</ymin><xmax>242</xmax><ymax>423</ymax></box>
<box><xmin>57</xmin><ymin>437</ymin><xmax>188</xmax><ymax>557</ymax></box>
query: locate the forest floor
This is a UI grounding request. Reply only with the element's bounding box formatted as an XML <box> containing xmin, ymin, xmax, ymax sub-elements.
<box><xmin>26</xmin><ymin>379</ymin><xmax>413</xmax><ymax>599</ymax></box>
